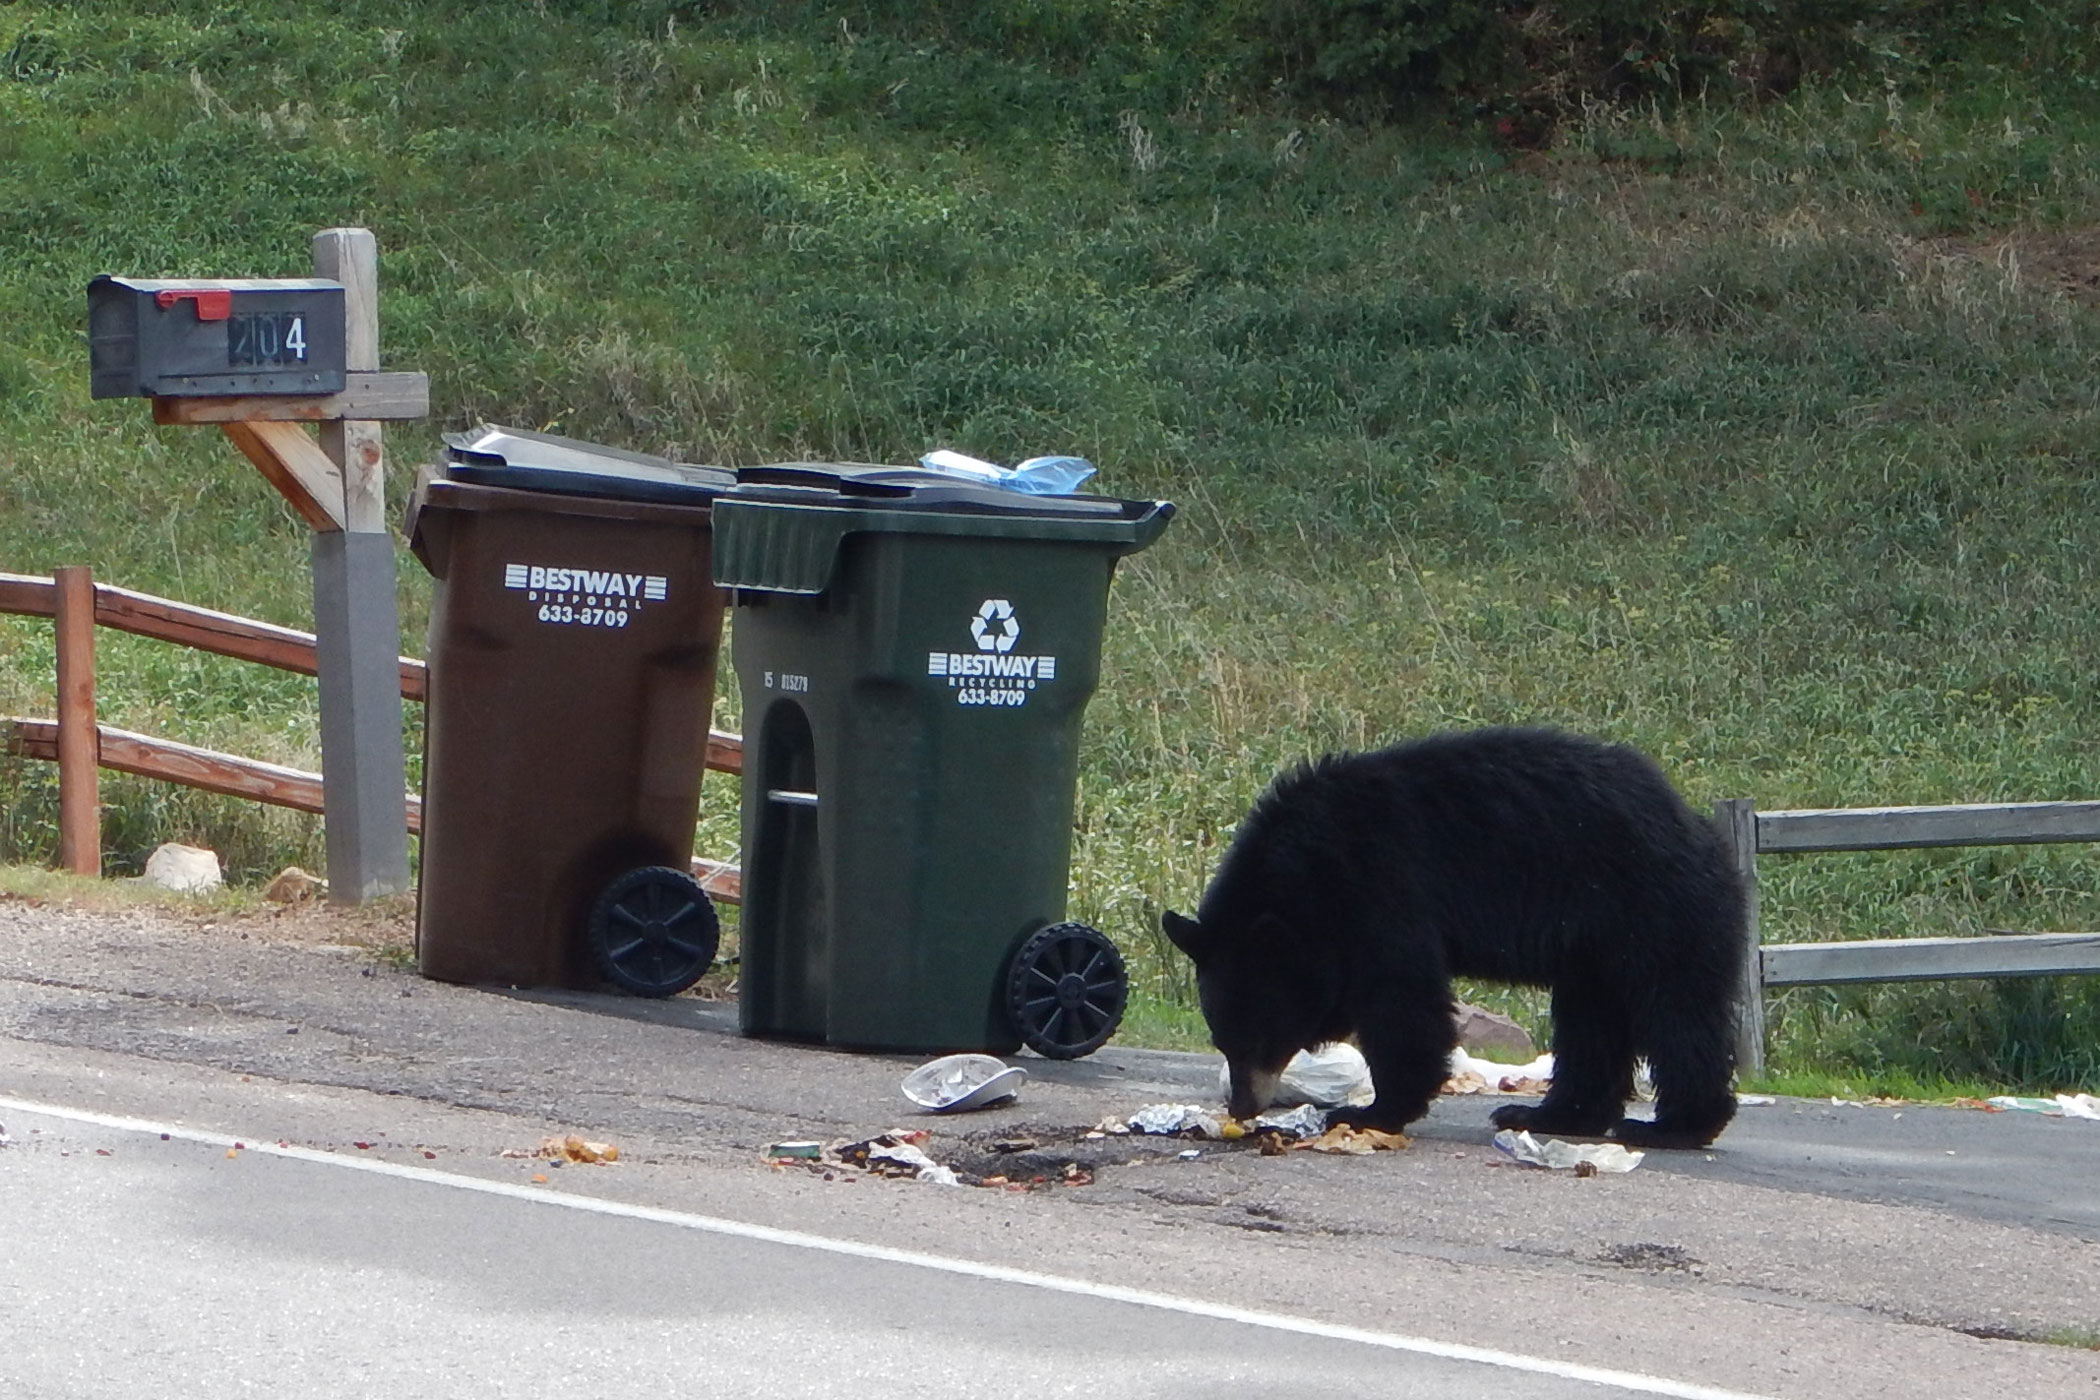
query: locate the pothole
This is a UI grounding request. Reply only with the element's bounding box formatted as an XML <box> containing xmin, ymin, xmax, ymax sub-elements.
<box><xmin>1596</xmin><ymin>1241</ymin><xmax>1702</xmax><ymax>1273</ymax></box>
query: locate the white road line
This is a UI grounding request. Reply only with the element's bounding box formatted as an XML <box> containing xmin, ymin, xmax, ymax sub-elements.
<box><xmin>0</xmin><ymin>1094</ymin><xmax>1774</xmax><ymax>1400</ymax></box>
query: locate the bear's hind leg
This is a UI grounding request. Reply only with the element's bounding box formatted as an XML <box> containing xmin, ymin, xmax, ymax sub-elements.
<box><xmin>1615</xmin><ymin>1017</ymin><xmax>1738</xmax><ymax>1149</ymax></box>
<box><xmin>1490</xmin><ymin>982</ymin><xmax>1632</xmax><ymax>1139</ymax></box>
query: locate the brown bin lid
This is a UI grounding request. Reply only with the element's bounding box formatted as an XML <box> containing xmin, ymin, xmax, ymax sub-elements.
<box><xmin>441</xmin><ymin>424</ymin><xmax>733</xmax><ymax>506</ymax></box>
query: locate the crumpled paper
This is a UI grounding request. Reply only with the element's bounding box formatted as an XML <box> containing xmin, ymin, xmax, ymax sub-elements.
<box><xmin>1296</xmin><ymin>1123</ymin><xmax>1410</xmax><ymax>1154</ymax></box>
<box><xmin>1492</xmin><ymin>1128</ymin><xmax>1644</xmax><ymax>1173</ymax></box>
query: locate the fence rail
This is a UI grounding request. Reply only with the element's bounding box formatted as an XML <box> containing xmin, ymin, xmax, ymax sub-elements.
<box><xmin>2</xmin><ymin>568</ymin><xmax>744</xmax><ymax>901</ymax></box>
<box><xmin>6</xmin><ymin>717</ymin><xmax>371</xmax><ymax>825</ymax></box>
<box><xmin>1753</xmin><ymin>801</ymin><xmax>2100</xmax><ymax>854</ymax></box>
<box><xmin>1719</xmin><ymin>797</ymin><xmax>2100</xmax><ymax>1073</ymax></box>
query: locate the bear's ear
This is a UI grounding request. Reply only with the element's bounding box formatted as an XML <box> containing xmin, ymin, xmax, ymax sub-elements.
<box><xmin>1161</xmin><ymin>909</ymin><xmax>1208</xmax><ymax>958</ymax></box>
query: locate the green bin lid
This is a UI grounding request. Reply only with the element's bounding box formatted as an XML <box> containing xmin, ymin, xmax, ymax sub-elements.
<box><xmin>713</xmin><ymin>463</ymin><xmax>1173</xmax><ymax>595</ymax></box>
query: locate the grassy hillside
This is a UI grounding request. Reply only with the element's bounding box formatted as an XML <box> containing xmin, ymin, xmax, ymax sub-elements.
<box><xmin>3</xmin><ymin>1</ymin><xmax>2098</xmax><ymax>1086</ymax></box>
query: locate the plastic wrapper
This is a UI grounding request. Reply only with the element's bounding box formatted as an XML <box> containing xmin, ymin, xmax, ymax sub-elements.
<box><xmin>1492</xmin><ymin>1128</ymin><xmax>1644</xmax><ymax>1173</ymax></box>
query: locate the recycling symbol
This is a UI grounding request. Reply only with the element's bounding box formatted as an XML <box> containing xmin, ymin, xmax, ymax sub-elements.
<box><xmin>970</xmin><ymin>598</ymin><xmax>1020</xmax><ymax>653</ymax></box>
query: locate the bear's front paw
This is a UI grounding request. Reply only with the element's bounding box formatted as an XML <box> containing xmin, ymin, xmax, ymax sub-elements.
<box><xmin>1488</xmin><ymin>1102</ymin><xmax>1537</xmax><ymax>1131</ymax></box>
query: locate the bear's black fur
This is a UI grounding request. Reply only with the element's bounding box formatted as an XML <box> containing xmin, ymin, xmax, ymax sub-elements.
<box><xmin>1163</xmin><ymin>727</ymin><xmax>1747</xmax><ymax>1148</ymax></box>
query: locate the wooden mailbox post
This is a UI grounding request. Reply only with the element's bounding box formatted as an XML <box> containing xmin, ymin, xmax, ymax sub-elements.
<box><xmin>95</xmin><ymin>228</ymin><xmax>428</xmax><ymax>903</ymax></box>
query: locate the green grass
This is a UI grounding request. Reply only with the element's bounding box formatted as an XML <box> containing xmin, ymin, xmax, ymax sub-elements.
<box><xmin>1737</xmin><ymin>1067</ymin><xmax>2005</xmax><ymax>1105</ymax></box>
<box><xmin>3</xmin><ymin>1</ymin><xmax>2099</xmax><ymax>1088</ymax></box>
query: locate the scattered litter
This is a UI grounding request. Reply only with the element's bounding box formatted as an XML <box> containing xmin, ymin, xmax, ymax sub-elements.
<box><xmin>1116</xmin><ymin>1102</ymin><xmax>1334</xmax><ymax>1143</ymax></box>
<box><xmin>537</xmin><ymin>1135</ymin><xmax>620</xmax><ymax>1164</ymax></box>
<box><xmin>0</xmin><ymin>1122</ymin><xmax>9</xmax><ymax>1148</ymax></box>
<box><xmin>1986</xmin><ymin>1094</ymin><xmax>2100</xmax><ymax>1120</ymax></box>
<box><xmin>264</xmin><ymin>866</ymin><xmax>326</xmax><ymax>903</ymax></box>
<box><xmin>1217</xmin><ymin>1044</ymin><xmax>1375</xmax><ymax>1109</ymax></box>
<box><xmin>902</xmin><ymin>1054</ymin><xmax>1027</xmax><ymax>1113</ymax></box>
<box><xmin>1127</xmin><ymin>1103</ymin><xmax>1225</xmax><ymax>1138</ymax></box>
<box><xmin>1445</xmin><ymin>1048</ymin><xmax>1556</xmax><ymax>1096</ymax></box>
<box><xmin>1736</xmin><ymin>1094</ymin><xmax>1778</xmax><ymax>1106</ymax></box>
<box><xmin>1177</xmin><ymin>1148</ymin><xmax>1202</xmax><ymax>1160</ymax></box>
<box><xmin>1492</xmin><ymin>1129</ymin><xmax>1643</xmax><ymax>1173</ymax></box>
<box><xmin>834</xmin><ymin>1131</ymin><xmax>965</xmax><ymax>1185</ymax></box>
<box><xmin>773</xmin><ymin>1130</ymin><xmax>1085</xmax><ymax>1191</ymax></box>
<box><xmin>1251</xmin><ymin>1104</ymin><xmax>1330</xmax><ymax>1139</ymax></box>
<box><xmin>1296</xmin><ymin>1124</ymin><xmax>1410</xmax><ymax>1155</ymax></box>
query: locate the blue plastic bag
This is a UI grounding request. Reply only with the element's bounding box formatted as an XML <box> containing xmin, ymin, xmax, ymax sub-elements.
<box><xmin>918</xmin><ymin>449</ymin><xmax>1097</xmax><ymax>496</ymax></box>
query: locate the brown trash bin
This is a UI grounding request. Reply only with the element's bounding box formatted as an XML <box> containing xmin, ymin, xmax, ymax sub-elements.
<box><xmin>406</xmin><ymin>427</ymin><xmax>733</xmax><ymax>993</ymax></box>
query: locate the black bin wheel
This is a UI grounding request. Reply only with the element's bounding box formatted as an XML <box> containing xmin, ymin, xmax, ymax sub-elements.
<box><xmin>588</xmin><ymin>865</ymin><xmax>721</xmax><ymax>998</ymax></box>
<box><xmin>1005</xmin><ymin>921</ymin><xmax>1127</xmax><ymax>1060</ymax></box>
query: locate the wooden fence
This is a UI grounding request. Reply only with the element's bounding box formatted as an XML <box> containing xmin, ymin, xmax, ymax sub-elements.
<box><xmin>1</xmin><ymin>567</ymin><xmax>744</xmax><ymax>901</ymax></box>
<box><xmin>1717</xmin><ymin>796</ymin><xmax>2100</xmax><ymax>1073</ymax></box>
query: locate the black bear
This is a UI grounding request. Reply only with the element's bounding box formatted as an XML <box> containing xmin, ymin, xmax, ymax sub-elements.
<box><xmin>1162</xmin><ymin>726</ymin><xmax>1747</xmax><ymax>1148</ymax></box>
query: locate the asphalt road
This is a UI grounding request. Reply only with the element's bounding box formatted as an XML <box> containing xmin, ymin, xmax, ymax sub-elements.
<box><xmin>2</xmin><ymin>1101</ymin><xmax>1748</xmax><ymax>1399</ymax></box>
<box><xmin>2</xmin><ymin>895</ymin><xmax>2098</xmax><ymax>1399</ymax></box>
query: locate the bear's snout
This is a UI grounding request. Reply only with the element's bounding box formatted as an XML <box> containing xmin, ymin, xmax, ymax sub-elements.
<box><xmin>1225</xmin><ymin>1062</ymin><xmax>1284</xmax><ymax>1121</ymax></box>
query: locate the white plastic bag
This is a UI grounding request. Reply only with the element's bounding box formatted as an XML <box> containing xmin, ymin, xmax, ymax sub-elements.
<box><xmin>1216</xmin><ymin>1042</ymin><xmax>1376</xmax><ymax>1109</ymax></box>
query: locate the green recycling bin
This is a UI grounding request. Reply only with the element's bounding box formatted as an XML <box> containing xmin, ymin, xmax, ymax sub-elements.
<box><xmin>713</xmin><ymin>464</ymin><xmax>1173</xmax><ymax>1058</ymax></box>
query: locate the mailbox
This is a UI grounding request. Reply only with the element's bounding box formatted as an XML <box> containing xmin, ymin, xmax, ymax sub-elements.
<box><xmin>87</xmin><ymin>275</ymin><xmax>348</xmax><ymax>398</ymax></box>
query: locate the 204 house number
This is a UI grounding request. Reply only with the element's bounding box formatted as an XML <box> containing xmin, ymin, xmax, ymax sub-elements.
<box><xmin>537</xmin><ymin>603</ymin><xmax>631</xmax><ymax>628</ymax></box>
<box><xmin>227</xmin><ymin>313</ymin><xmax>309</xmax><ymax>366</ymax></box>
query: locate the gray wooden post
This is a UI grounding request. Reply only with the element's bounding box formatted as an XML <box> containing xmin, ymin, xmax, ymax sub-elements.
<box><xmin>309</xmin><ymin>228</ymin><xmax>409</xmax><ymax>902</ymax></box>
<box><xmin>1715</xmin><ymin>797</ymin><xmax>1765</xmax><ymax>1077</ymax></box>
